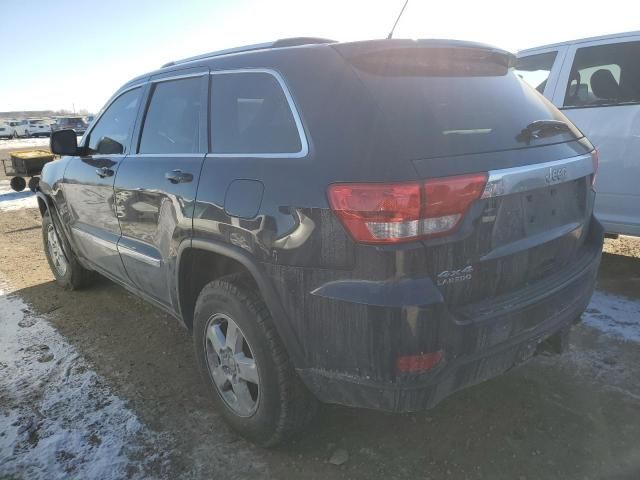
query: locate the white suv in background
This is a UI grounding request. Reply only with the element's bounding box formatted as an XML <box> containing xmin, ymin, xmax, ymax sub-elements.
<box><xmin>25</xmin><ymin>119</ymin><xmax>52</xmax><ymax>137</ymax></box>
<box><xmin>4</xmin><ymin>120</ymin><xmax>29</xmax><ymax>138</ymax></box>
<box><xmin>516</xmin><ymin>31</ymin><xmax>640</xmax><ymax>237</ymax></box>
<box><xmin>0</xmin><ymin>123</ymin><xmax>12</xmax><ymax>139</ymax></box>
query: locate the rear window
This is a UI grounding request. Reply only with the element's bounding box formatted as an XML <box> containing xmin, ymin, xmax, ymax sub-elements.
<box><xmin>58</xmin><ymin>118</ymin><xmax>83</xmax><ymax>125</ymax></box>
<box><xmin>345</xmin><ymin>47</ymin><xmax>580</xmax><ymax>160</ymax></box>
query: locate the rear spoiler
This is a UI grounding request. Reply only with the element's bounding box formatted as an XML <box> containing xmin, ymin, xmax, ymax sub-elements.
<box><xmin>333</xmin><ymin>39</ymin><xmax>516</xmax><ymax>74</ymax></box>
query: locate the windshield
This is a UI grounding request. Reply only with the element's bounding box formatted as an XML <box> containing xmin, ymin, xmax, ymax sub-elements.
<box><xmin>347</xmin><ymin>47</ymin><xmax>582</xmax><ymax>160</ymax></box>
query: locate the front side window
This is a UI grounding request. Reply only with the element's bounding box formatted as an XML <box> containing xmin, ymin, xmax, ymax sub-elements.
<box><xmin>210</xmin><ymin>72</ymin><xmax>302</xmax><ymax>154</ymax></box>
<box><xmin>564</xmin><ymin>41</ymin><xmax>640</xmax><ymax>107</ymax></box>
<box><xmin>139</xmin><ymin>77</ymin><xmax>202</xmax><ymax>154</ymax></box>
<box><xmin>88</xmin><ymin>88</ymin><xmax>142</xmax><ymax>155</ymax></box>
<box><xmin>514</xmin><ymin>52</ymin><xmax>557</xmax><ymax>94</ymax></box>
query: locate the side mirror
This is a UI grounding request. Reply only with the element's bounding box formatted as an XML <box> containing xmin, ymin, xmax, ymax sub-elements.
<box><xmin>50</xmin><ymin>129</ymin><xmax>79</xmax><ymax>156</ymax></box>
<box><xmin>96</xmin><ymin>136</ymin><xmax>123</xmax><ymax>155</ymax></box>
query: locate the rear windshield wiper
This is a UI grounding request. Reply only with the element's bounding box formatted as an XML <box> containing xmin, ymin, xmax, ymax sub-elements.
<box><xmin>516</xmin><ymin>120</ymin><xmax>570</xmax><ymax>144</ymax></box>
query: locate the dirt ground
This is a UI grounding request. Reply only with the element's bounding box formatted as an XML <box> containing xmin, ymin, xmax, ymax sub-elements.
<box><xmin>1</xmin><ymin>143</ymin><xmax>640</xmax><ymax>479</ymax></box>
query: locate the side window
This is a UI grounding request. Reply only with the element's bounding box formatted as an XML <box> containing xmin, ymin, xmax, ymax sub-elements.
<box><xmin>211</xmin><ymin>72</ymin><xmax>302</xmax><ymax>154</ymax></box>
<box><xmin>564</xmin><ymin>41</ymin><xmax>640</xmax><ymax>108</ymax></box>
<box><xmin>514</xmin><ymin>52</ymin><xmax>557</xmax><ymax>94</ymax></box>
<box><xmin>139</xmin><ymin>77</ymin><xmax>202</xmax><ymax>154</ymax></box>
<box><xmin>88</xmin><ymin>88</ymin><xmax>142</xmax><ymax>155</ymax></box>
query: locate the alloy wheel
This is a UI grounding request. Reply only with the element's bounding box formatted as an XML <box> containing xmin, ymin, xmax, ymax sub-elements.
<box><xmin>204</xmin><ymin>313</ymin><xmax>260</xmax><ymax>417</ymax></box>
<box><xmin>46</xmin><ymin>223</ymin><xmax>68</xmax><ymax>277</ymax></box>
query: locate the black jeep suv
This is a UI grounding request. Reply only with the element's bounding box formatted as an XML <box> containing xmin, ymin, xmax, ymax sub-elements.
<box><xmin>41</xmin><ymin>38</ymin><xmax>603</xmax><ymax>446</ymax></box>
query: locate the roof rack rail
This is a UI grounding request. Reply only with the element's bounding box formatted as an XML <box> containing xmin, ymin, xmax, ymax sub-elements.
<box><xmin>161</xmin><ymin>37</ymin><xmax>336</xmax><ymax>68</ymax></box>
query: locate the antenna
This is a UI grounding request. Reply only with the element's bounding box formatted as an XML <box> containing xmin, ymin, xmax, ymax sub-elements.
<box><xmin>387</xmin><ymin>0</ymin><xmax>409</xmax><ymax>40</ymax></box>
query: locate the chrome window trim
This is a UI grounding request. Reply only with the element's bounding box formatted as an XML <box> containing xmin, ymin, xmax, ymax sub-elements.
<box><xmin>150</xmin><ymin>72</ymin><xmax>208</xmax><ymax>83</ymax></box>
<box><xmin>117</xmin><ymin>243</ymin><xmax>161</xmax><ymax>268</ymax></box>
<box><xmin>90</xmin><ymin>69</ymin><xmax>308</xmax><ymax>158</ymax></box>
<box><xmin>208</xmin><ymin>68</ymin><xmax>309</xmax><ymax>159</ymax></box>
<box><xmin>481</xmin><ymin>153</ymin><xmax>594</xmax><ymax>198</ymax></box>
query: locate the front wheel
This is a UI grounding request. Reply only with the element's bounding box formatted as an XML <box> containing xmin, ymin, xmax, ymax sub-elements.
<box><xmin>193</xmin><ymin>274</ymin><xmax>317</xmax><ymax>446</ymax></box>
<box><xmin>42</xmin><ymin>209</ymin><xmax>94</xmax><ymax>290</ymax></box>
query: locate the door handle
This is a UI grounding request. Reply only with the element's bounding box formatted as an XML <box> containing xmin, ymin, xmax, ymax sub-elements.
<box><xmin>165</xmin><ymin>169</ymin><xmax>193</xmax><ymax>184</ymax></box>
<box><xmin>96</xmin><ymin>167</ymin><xmax>114</xmax><ymax>178</ymax></box>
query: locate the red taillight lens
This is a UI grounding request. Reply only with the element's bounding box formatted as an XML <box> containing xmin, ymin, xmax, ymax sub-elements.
<box><xmin>396</xmin><ymin>350</ymin><xmax>444</xmax><ymax>373</ymax></box>
<box><xmin>327</xmin><ymin>182</ymin><xmax>422</xmax><ymax>243</ymax></box>
<box><xmin>327</xmin><ymin>173</ymin><xmax>487</xmax><ymax>244</ymax></box>
<box><xmin>591</xmin><ymin>149</ymin><xmax>599</xmax><ymax>186</ymax></box>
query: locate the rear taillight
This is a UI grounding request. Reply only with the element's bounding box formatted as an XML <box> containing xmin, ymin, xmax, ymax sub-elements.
<box><xmin>591</xmin><ymin>149</ymin><xmax>599</xmax><ymax>186</ymax></box>
<box><xmin>396</xmin><ymin>350</ymin><xmax>445</xmax><ymax>373</ymax></box>
<box><xmin>327</xmin><ymin>173</ymin><xmax>487</xmax><ymax>244</ymax></box>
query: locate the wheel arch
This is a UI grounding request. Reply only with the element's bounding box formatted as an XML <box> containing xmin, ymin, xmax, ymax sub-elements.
<box><xmin>36</xmin><ymin>191</ymin><xmax>51</xmax><ymax>216</ymax></box>
<box><xmin>176</xmin><ymin>239</ymin><xmax>305</xmax><ymax>368</ymax></box>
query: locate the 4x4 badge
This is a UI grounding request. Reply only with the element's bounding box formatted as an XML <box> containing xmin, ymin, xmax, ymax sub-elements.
<box><xmin>437</xmin><ymin>265</ymin><xmax>474</xmax><ymax>286</ymax></box>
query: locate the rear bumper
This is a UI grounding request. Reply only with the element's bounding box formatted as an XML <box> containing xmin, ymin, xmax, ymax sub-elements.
<box><xmin>293</xmin><ymin>219</ymin><xmax>603</xmax><ymax>412</ymax></box>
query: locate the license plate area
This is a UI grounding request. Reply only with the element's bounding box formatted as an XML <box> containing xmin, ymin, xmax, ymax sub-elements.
<box><xmin>492</xmin><ymin>178</ymin><xmax>586</xmax><ymax>248</ymax></box>
<box><xmin>523</xmin><ymin>179</ymin><xmax>584</xmax><ymax>236</ymax></box>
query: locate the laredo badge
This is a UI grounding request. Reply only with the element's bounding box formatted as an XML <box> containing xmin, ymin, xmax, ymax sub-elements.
<box><xmin>437</xmin><ymin>265</ymin><xmax>474</xmax><ymax>286</ymax></box>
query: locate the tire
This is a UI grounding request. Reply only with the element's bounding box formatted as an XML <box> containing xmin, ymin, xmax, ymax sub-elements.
<box><xmin>28</xmin><ymin>177</ymin><xmax>39</xmax><ymax>192</ymax></box>
<box><xmin>193</xmin><ymin>274</ymin><xmax>317</xmax><ymax>446</ymax></box>
<box><xmin>11</xmin><ymin>130</ymin><xmax>18</xmax><ymax>139</ymax></box>
<box><xmin>10</xmin><ymin>176</ymin><xmax>26</xmax><ymax>192</ymax></box>
<box><xmin>42</xmin><ymin>209</ymin><xmax>94</xmax><ymax>290</ymax></box>
<box><xmin>24</xmin><ymin>130</ymin><xmax>30</xmax><ymax>138</ymax></box>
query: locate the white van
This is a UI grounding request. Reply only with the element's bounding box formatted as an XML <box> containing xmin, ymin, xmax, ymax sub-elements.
<box><xmin>516</xmin><ymin>31</ymin><xmax>640</xmax><ymax>237</ymax></box>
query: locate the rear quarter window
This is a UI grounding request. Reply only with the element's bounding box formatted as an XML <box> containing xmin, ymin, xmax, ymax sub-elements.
<box><xmin>210</xmin><ymin>71</ymin><xmax>303</xmax><ymax>155</ymax></box>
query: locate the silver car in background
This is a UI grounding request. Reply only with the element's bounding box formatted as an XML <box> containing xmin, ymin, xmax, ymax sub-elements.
<box><xmin>516</xmin><ymin>31</ymin><xmax>640</xmax><ymax>237</ymax></box>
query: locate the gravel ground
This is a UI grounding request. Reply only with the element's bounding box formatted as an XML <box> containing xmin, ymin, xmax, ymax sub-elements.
<box><xmin>1</xmin><ymin>148</ymin><xmax>639</xmax><ymax>479</ymax></box>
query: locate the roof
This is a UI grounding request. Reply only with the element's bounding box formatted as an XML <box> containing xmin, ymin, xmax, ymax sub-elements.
<box><xmin>116</xmin><ymin>37</ymin><xmax>514</xmax><ymax>96</ymax></box>
<box><xmin>161</xmin><ymin>37</ymin><xmax>337</xmax><ymax>68</ymax></box>
<box><xmin>518</xmin><ymin>30</ymin><xmax>640</xmax><ymax>54</ymax></box>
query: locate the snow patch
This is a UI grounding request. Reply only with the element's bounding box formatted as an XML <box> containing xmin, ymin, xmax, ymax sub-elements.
<box><xmin>0</xmin><ymin>137</ymin><xmax>51</xmax><ymax>149</ymax></box>
<box><xmin>0</xmin><ymin>287</ymin><xmax>173</xmax><ymax>479</ymax></box>
<box><xmin>0</xmin><ymin>179</ymin><xmax>38</xmax><ymax>211</ymax></box>
<box><xmin>583</xmin><ymin>290</ymin><xmax>640</xmax><ymax>343</ymax></box>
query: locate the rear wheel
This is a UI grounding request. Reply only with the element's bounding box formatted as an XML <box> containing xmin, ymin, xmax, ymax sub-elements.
<box><xmin>42</xmin><ymin>209</ymin><xmax>94</xmax><ymax>290</ymax></box>
<box><xmin>193</xmin><ymin>274</ymin><xmax>317</xmax><ymax>446</ymax></box>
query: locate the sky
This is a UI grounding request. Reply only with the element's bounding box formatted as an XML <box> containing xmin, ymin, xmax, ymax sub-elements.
<box><xmin>2</xmin><ymin>0</ymin><xmax>639</xmax><ymax>113</ymax></box>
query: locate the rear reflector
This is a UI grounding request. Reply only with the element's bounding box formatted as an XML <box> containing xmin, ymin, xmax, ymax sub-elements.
<box><xmin>396</xmin><ymin>350</ymin><xmax>445</xmax><ymax>373</ymax></box>
<box><xmin>591</xmin><ymin>149</ymin><xmax>599</xmax><ymax>186</ymax></box>
<box><xmin>328</xmin><ymin>173</ymin><xmax>487</xmax><ymax>244</ymax></box>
